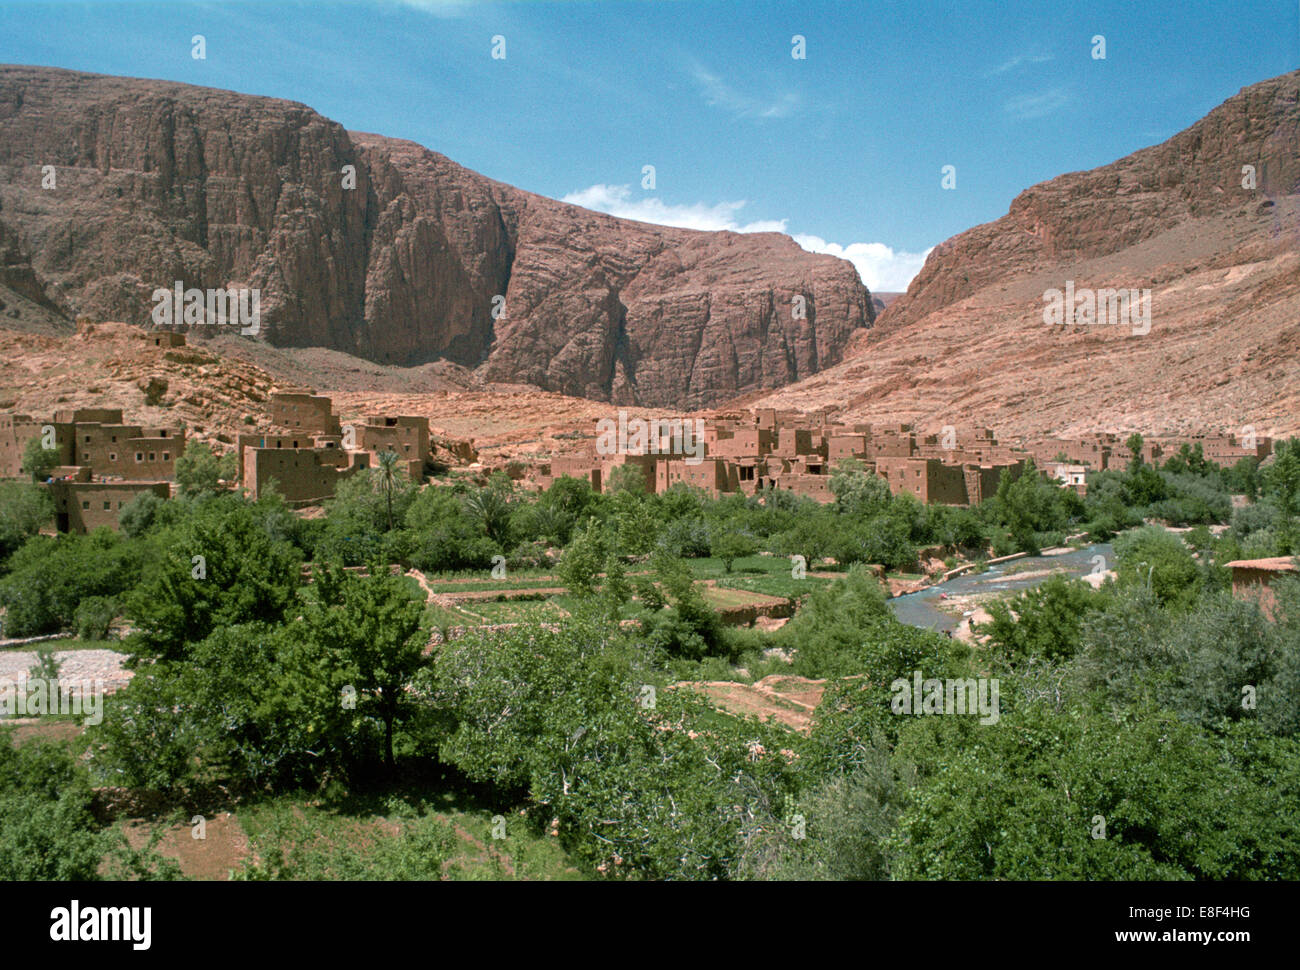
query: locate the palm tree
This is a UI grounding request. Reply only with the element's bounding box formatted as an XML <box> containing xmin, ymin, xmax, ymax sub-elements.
<box><xmin>376</xmin><ymin>449</ymin><xmax>401</xmax><ymax>532</ymax></box>
<box><xmin>464</xmin><ymin>486</ymin><xmax>511</xmax><ymax>545</ymax></box>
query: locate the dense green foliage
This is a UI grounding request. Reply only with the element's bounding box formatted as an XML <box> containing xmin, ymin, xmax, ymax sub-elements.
<box><xmin>3</xmin><ymin>435</ymin><xmax>1297</xmax><ymax>881</ymax></box>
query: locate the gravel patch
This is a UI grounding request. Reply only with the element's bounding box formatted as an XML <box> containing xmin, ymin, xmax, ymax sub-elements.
<box><xmin>0</xmin><ymin>648</ymin><xmax>133</xmax><ymax>693</ymax></box>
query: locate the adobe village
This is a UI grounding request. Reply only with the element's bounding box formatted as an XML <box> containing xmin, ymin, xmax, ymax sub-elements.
<box><xmin>3</xmin><ymin>320</ymin><xmax>1292</xmax><ymax>637</ymax></box>
<box><xmin>0</xmin><ymin>329</ymin><xmax>1275</xmax><ymax>527</ymax></box>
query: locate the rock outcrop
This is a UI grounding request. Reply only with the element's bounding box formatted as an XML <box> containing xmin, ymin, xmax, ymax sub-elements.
<box><xmin>0</xmin><ymin>65</ymin><xmax>872</xmax><ymax>408</ymax></box>
<box><xmin>746</xmin><ymin>70</ymin><xmax>1300</xmax><ymax>440</ymax></box>
<box><xmin>884</xmin><ymin>70</ymin><xmax>1300</xmax><ymax>330</ymax></box>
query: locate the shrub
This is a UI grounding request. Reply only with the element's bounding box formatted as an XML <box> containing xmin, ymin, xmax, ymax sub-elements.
<box><xmin>73</xmin><ymin>595</ymin><xmax>117</xmax><ymax>641</ymax></box>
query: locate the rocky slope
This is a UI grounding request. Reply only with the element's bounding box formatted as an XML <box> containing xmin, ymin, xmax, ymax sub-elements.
<box><xmin>0</xmin><ymin>320</ymin><xmax>594</xmax><ymax>466</ymax></box>
<box><xmin>882</xmin><ymin>70</ymin><xmax>1300</xmax><ymax>332</ymax></box>
<box><xmin>0</xmin><ymin>65</ymin><xmax>872</xmax><ymax>410</ymax></box>
<box><xmin>746</xmin><ymin>70</ymin><xmax>1300</xmax><ymax>440</ymax></box>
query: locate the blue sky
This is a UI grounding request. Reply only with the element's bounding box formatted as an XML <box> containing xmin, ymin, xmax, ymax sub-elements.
<box><xmin>2</xmin><ymin>0</ymin><xmax>1296</xmax><ymax>290</ymax></box>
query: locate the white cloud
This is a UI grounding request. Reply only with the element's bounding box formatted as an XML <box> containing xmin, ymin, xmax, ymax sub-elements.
<box><xmin>561</xmin><ymin>184</ymin><xmax>787</xmax><ymax>233</ymax></box>
<box><xmin>1004</xmin><ymin>87</ymin><xmax>1070</xmax><ymax>119</ymax></box>
<box><xmin>391</xmin><ymin>0</ymin><xmax>476</xmax><ymax>17</ymax></box>
<box><xmin>987</xmin><ymin>52</ymin><xmax>1053</xmax><ymax>76</ymax></box>
<box><xmin>792</xmin><ymin>236</ymin><xmax>933</xmax><ymax>293</ymax></box>
<box><xmin>562</xmin><ymin>184</ymin><xmax>932</xmax><ymax>292</ymax></box>
<box><xmin>689</xmin><ymin>64</ymin><xmax>799</xmax><ymax>120</ymax></box>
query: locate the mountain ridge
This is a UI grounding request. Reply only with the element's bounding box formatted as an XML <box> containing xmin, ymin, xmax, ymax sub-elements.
<box><xmin>0</xmin><ymin>64</ymin><xmax>873</xmax><ymax>409</ymax></box>
<box><xmin>744</xmin><ymin>69</ymin><xmax>1300</xmax><ymax>440</ymax></box>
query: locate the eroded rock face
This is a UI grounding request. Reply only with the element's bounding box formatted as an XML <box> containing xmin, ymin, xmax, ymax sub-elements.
<box><xmin>746</xmin><ymin>70</ymin><xmax>1300</xmax><ymax>441</ymax></box>
<box><xmin>0</xmin><ymin>66</ymin><xmax>872</xmax><ymax>408</ymax></box>
<box><xmin>884</xmin><ymin>70</ymin><xmax>1300</xmax><ymax>329</ymax></box>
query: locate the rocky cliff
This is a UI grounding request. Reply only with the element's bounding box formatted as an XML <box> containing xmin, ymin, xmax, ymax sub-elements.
<box><xmin>883</xmin><ymin>70</ymin><xmax>1300</xmax><ymax>330</ymax></box>
<box><xmin>746</xmin><ymin>70</ymin><xmax>1300</xmax><ymax>440</ymax></box>
<box><xmin>0</xmin><ymin>65</ymin><xmax>872</xmax><ymax>409</ymax></box>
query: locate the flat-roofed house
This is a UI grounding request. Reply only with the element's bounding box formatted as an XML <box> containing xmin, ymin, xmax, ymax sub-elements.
<box><xmin>1226</xmin><ymin>557</ymin><xmax>1299</xmax><ymax>621</ymax></box>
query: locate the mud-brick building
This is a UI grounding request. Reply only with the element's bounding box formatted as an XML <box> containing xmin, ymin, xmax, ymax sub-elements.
<box><xmin>598</xmin><ymin>453</ymin><xmax>660</xmax><ymax>493</ymax></box>
<box><xmin>269</xmin><ymin>391</ymin><xmax>342</xmax><ymax>435</ymax></box>
<box><xmin>243</xmin><ymin>446</ymin><xmax>370</xmax><ymax>507</ymax></box>
<box><xmin>708</xmin><ymin>426</ymin><xmax>774</xmax><ymax>460</ymax></box>
<box><xmin>0</xmin><ymin>413</ymin><xmax>62</xmax><ymax>478</ymax></box>
<box><xmin>875</xmin><ymin>456</ymin><xmax>1024</xmax><ymax>506</ymax></box>
<box><xmin>965</xmin><ymin>460</ymin><xmax>1025</xmax><ymax>504</ymax></box>
<box><xmin>236</xmin><ymin>432</ymin><xmax>340</xmax><ymax>482</ymax></box>
<box><xmin>145</xmin><ymin>331</ymin><xmax>188</xmax><ymax>348</ymax></box>
<box><xmin>774</xmin><ymin>428</ymin><xmax>823</xmax><ymax>460</ymax></box>
<box><xmin>1029</xmin><ymin>434</ymin><xmax>1116</xmax><ymax>470</ymax></box>
<box><xmin>876</xmin><ymin>457</ymin><xmax>969</xmax><ymax>504</ymax></box>
<box><xmin>1226</xmin><ymin>557</ymin><xmax>1298</xmax><ymax>621</ymax></box>
<box><xmin>549</xmin><ymin>450</ymin><xmax>602</xmax><ymax>490</ymax></box>
<box><xmin>657</xmin><ymin>457</ymin><xmax>732</xmax><ymax>494</ymax></box>
<box><xmin>865</xmin><ymin>425</ymin><xmax>916</xmax><ymax>460</ymax></box>
<box><xmin>1</xmin><ymin>409</ymin><xmax>185</xmax><ymax>482</ymax></box>
<box><xmin>355</xmin><ymin>415</ymin><xmax>430</xmax><ymax>468</ymax></box>
<box><xmin>47</xmin><ymin>469</ymin><xmax>170</xmax><ymax>534</ymax></box>
<box><xmin>827</xmin><ymin>433</ymin><xmax>871</xmax><ymax>462</ymax></box>
<box><xmin>1162</xmin><ymin>433</ymin><xmax>1274</xmax><ymax>468</ymax></box>
<box><xmin>766</xmin><ymin>468</ymin><xmax>834</xmax><ymax>503</ymax></box>
<box><xmin>57</xmin><ymin>408</ymin><xmax>186</xmax><ymax>481</ymax></box>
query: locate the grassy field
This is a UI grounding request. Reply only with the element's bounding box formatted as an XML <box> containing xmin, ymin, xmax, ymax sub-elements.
<box><xmin>685</xmin><ymin>554</ymin><xmax>798</xmax><ymax>580</ymax></box>
<box><xmin>468</xmin><ymin>598</ymin><xmax>568</xmax><ymax>624</ymax></box>
<box><xmin>0</xmin><ymin>636</ymin><xmax>118</xmax><ymax>652</ymax></box>
<box><xmin>714</xmin><ymin>573</ymin><xmax>827</xmax><ymax>599</ymax></box>
<box><xmin>229</xmin><ymin>783</ymin><xmax>585</xmax><ymax>880</ymax></box>
<box><xmin>701</xmin><ymin>586</ymin><xmax>783</xmax><ymax>610</ymax></box>
<box><xmin>110</xmin><ymin>769</ymin><xmax>588</xmax><ymax>881</ymax></box>
<box><xmin>423</xmin><ymin>602</ymin><xmax>487</xmax><ymax>629</ymax></box>
<box><xmin>422</xmin><ymin>573</ymin><xmax>564</xmax><ymax>593</ymax></box>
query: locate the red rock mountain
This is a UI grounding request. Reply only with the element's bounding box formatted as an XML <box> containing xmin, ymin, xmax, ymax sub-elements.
<box><xmin>0</xmin><ymin>65</ymin><xmax>872</xmax><ymax>409</ymax></box>
<box><xmin>748</xmin><ymin>70</ymin><xmax>1300</xmax><ymax>440</ymax></box>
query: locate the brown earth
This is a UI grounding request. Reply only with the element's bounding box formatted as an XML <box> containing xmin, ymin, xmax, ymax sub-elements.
<box><xmin>684</xmin><ymin>674</ymin><xmax>828</xmax><ymax>734</ymax></box>
<box><xmin>0</xmin><ymin>319</ymin><xmax>615</xmax><ymax>464</ymax></box>
<box><xmin>119</xmin><ymin>812</ymin><xmax>250</xmax><ymax>881</ymax></box>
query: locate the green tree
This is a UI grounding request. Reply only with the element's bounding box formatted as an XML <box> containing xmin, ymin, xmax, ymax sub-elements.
<box><xmin>305</xmin><ymin>561</ymin><xmax>429</xmax><ymax>771</ymax></box>
<box><xmin>0</xmin><ymin>739</ymin><xmax>119</xmax><ymax>879</ymax></box>
<box><xmin>117</xmin><ymin>490</ymin><xmax>166</xmax><ymax>538</ymax></box>
<box><xmin>125</xmin><ymin>497</ymin><xmax>302</xmax><ymax>660</ymax></box>
<box><xmin>830</xmin><ymin>459</ymin><xmax>893</xmax><ymax>517</ymax></box>
<box><xmin>0</xmin><ymin>481</ymin><xmax>52</xmax><ymax>564</ymax></box>
<box><xmin>980</xmin><ymin>575</ymin><xmax>1105</xmax><ymax>665</ymax></box>
<box><xmin>558</xmin><ymin>520</ymin><xmax>608</xmax><ymax>597</ymax></box>
<box><xmin>711</xmin><ymin>529</ymin><xmax>758</xmax><ymax>573</ymax></box>
<box><xmin>735</xmin><ymin>739</ymin><xmax>906</xmax><ymax>880</ymax></box>
<box><xmin>432</xmin><ymin>611</ymin><xmax>796</xmax><ymax>879</ymax></box>
<box><xmin>375</xmin><ymin>448</ymin><xmax>403</xmax><ymax>532</ymax></box>
<box><xmin>1263</xmin><ymin>438</ymin><xmax>1300</xmax><ymax>553</ymax></box>
<box><xmin>1125</xmin><ymin>432</ymin><xmax>1145</xmax><ymax>471</ymax></box>
<box><xmin>463</xmin><ymin>480</ymin><xmax>513</xmax><ymax>546</ymax></box>
<box><xmin>174</xmin><ymin>440</ymin><xmax>236</xmax><ymax>497</ymax></box>
<box><xmin>403</xmin><ymin>487</ymin><xmax>496</xmax><ymax>572</ymax></box>
<box><xmin>1113</xmin><ymin>525</ymin><xmax>1201</xmax><ymax>610</ymax></box>
<box><xmin>89</xmin><ymin>668</ymin><xmax>201</xmax><ymax>790</ymax></box>
<box><xmin>0</xmin><ymin>529</ymin><xmax>144</xmax><ymax>637</ymax></box>
<box><xmin>891</xmin><ymin>701</ymin><xmax>1300</xmax><ymax>880</ymax></box>
<box><xmin>616</xmin><ymin>499</ymin><xmax>659</xmax><ymax>558</ymax></box>
<box><xmin>604</xmin><ymin>463</ymin><xmax>649</xmax><ymax>498</ymax></box>
<box><xmin>991</xmin><ymin>459</ymin><xmax>1069</xmax><ymax>554</ymax></box>
<box><xmin>20</xmin><ymin>433</ymin><xmax>60</xmax><ymax>483</ymax></box>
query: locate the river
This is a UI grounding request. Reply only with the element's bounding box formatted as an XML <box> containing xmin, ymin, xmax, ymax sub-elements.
<box><xmin>887</xmin><ymin>543</ymin><xmax>1115</xmax><ymax>632</ymax></box>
